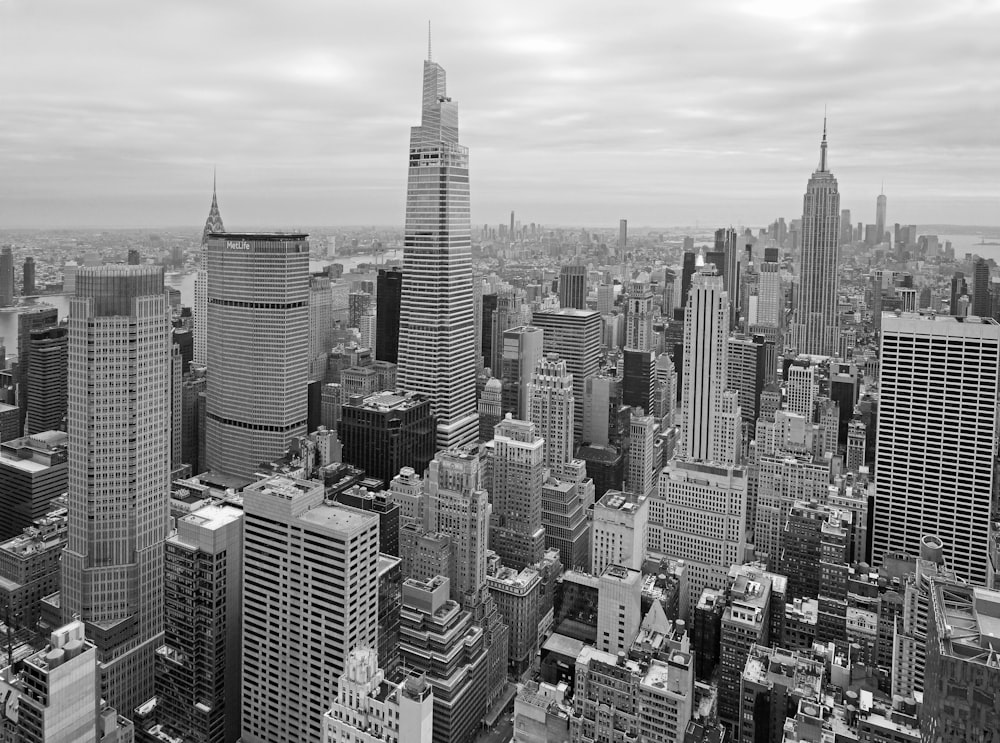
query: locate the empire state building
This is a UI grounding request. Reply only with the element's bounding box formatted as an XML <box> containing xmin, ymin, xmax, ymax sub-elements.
<box><xmin>792</xmin><ymin>121</ymin><xmax>841</xmax><ymax>356</ymax></box>
<box><xmin>396</xmin><ymin>44</ymin><xmax>478</xmax><ymax>449</ymax></box>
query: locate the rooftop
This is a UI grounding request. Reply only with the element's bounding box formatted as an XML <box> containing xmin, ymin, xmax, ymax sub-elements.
<box><xmin>299</xmin><ymin>502</ymin><xmax>379</xmax><ymax>534</ymax></box>
<box><xmin>931</xmin><ymin>582</ymin><xmax>1000</xmax><ymax>665</ymax></box>
<box><xmin>597</xmin><ymin>490</ymin><xmax>644</xmax><ymax>513</ymax></box>
<box><xmin>179</xmin><ymin>504</ymin><xmax>243</xmax><ymax>533</ymax></box>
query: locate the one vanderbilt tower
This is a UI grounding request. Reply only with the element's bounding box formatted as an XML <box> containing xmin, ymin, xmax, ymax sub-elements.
<box><xmin>396</xmin><ymin>36</ymin><xmax>479</xmax><ymax>449</ymax></box>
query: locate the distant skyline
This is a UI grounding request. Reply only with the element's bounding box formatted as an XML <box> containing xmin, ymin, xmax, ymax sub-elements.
<box><xmin>1</xmin><ymin>0</ymin><xmax>998</xmax><ymax>229</ymax></box>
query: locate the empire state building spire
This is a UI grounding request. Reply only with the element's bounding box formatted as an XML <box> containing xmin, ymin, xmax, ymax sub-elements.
<box><xmin>201</xmin><ymin>169</ymin><xmax>225</xmax><ymax>246</ymax></box>
<box><xmin>819</xmin><ymin>116</ymin><xmax>828</xmax><ymax>172</ymax></box>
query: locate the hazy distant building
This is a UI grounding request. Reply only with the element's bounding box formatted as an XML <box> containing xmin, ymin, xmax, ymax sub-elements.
<box><xmin>0</xmin><ymin>247</ymin><xmax>14</xmax><ymax>307</ymax></box>
<box><xmin>22</xmin><ymin>256</ymin><xmax>35</xmax><ymax>296</ymax></box>
<box><xmin>205</xmin><ymin>233</ymin><xmax>309</xmax><ymax>477</ymax></box>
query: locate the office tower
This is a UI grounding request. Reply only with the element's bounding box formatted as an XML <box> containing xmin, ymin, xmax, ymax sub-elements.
<box><xmin>0</xmin><ymin>431</ymin><xmax>68</xmax><ymax>540</ymax></box>
<box><xmin>480</xmin><ymin>291</ymin><xmax>498</xmax><ymax>370</ymax></box>
<box><xmin>779</xmin><ymin>501</ymin><xmax>852</xmax><ymax>600</ymax></box>
<box><xmin>321</xmin><ymin>647</ymin><xmax>434</xmax><ymax>743</ymax></box>
<box><xmin>397</xmin><ymin>576</ymin><xmax>491</xmax><ymax>743</ymax></box>
<box><xmin>241</xmin><ymin>476</ymin><xmax>379</xmax><ymax>743</ymax></box>
<box><xmin>490</xmin><ymin>417</ymin><xmax>546</xmax><ymax>570</ymax></box>
<box><xmin>488</xmin><ymin>565</ymin><xmax>542</xmax><ymax>675</ymax></box>
<box><xmin>596</xmin><ymin>282</ymin><xmax>615</xmax><ymax>315</ymax></box>
<box><xmin>0</xmin><ymin>247</ymin><xmax>14</xmax><ymax>307</ymax></box>
<box><xmin>591</xmin><ymin>490</ymin><xmax>649</xmax><ymax>576</ymax></box>
<box><xmin>60</xmin><ymin>264</ymin><xmax>171</xmax><ymax>714</ymax></box>
<box><xmin>791</xmin><ymin>121</ymin><xmax>841</xmax><ymax>356</ymax></box>
<box><xmin>785</xmin><ymin>359</ymin><xmax>817</xmax><ymax>418</ymax></box>
<box><xmin>726</xmin><ymin>334</ymin><xmax>766</xmax><ymax>423</ymax></box>
<box><xmin>626</xmin><ymin>412</ymin><xmax>657</xmax><ymax>497</ymax></box>
<box><xmin>375</xmin><ymin>267</ymin><xmax>403</xmax><ymax>363</ymax></box>
<box><xmin>680</xmin><ymin>268</ymin><xmax>730</xmax><ymax>463</ymax></box>
<box><xmin>16</xmin><ymin>305</ymin><xmax>59</xmax><ymax>431</ymax></box>
<box><xmin>22</xmin><ymin>256</ymin><xmax>35</xmax><ymax>296</ymax></box>
<box><xmin>829</xmin><ymin>360</ymin><xmax>859</xmax><ymax>443</ymax></box>
<box><xmin>490</xmin><ymin>287</ymin><xmax>529</xmax><ymax>372</ymax></box>
<box><xmin>336</xmin><ymin>486</ymin><xmax>402</xmax><ymax>559</ymax></box>
<box><xmin>713</xmin><ymin>228</ymin><xmax>740</xmax><ymax>327</ymax></box>
<box><xmin>426</xmin><ymin>448</ymin><xmax>490</xmax><ymax>606</ymax></box>
<box><xmin>348</xmin><ymin>290</ymin><xmax>372</xmax><ymax>328</ymax></box>
<box><xmin>531</xmin><ymin>308</ymin><xmax>601</xmax><ymax>443</ymax></box>
<box><xmin>920</xmin><ymin>583</ymin><xmax>1000</xmax><ymax>742</ymax></box>
<box><xmin>477</xmin><ymin>377</ymin><xmax>502</xmax><ymax>442</ymax></box>
<box><xmin>0</xmin><ymin>504</ymin><xmax>66</xmax><ymax>632</ymax></box>
<box><xmin>621</xmin><ymin>348</ymin><xmax>655</xmax><ymax>415</ymax></box>
<box><xmin>309</xmin><ymin>274</ymin><xmax>334</xmax><ymax>380</ymax></box>
<box><xmin>839</xmin><ymin>208</ymin><xmax>853</xmax><ymax>245</ymax></box>
<box><xmin>625</xmin><ymin>281</ymin><xmax>653</xmax><ymax>351</ymax></box>
<box><xmin>653</xmin><ymin>353</ymin><xmax>677</xmax><ymax>424</ymax></box>
<box><xmin>846</xmin><ymin>419</ymin><xmax>866</xmax><ymax>472</ymax></box>
<box><xmin>618</xmin><ymin>219</ymin><xmax>627</xmax><ymax>255</ymax></box>
<box><xmin>0</xmin><ymin>621</ymin><xmax>134</xmax><ymax>742</ymax></box>
<box><xmin>156</xmin><ymin>504</ymin><xmax>243</xmax><ymax>743</ymax></box>
<box><xmin>972</xmin><ymin>257</ymin><xmax>991</xmax><ymax>317</ymax></box>
<box><xmin>500</xmin><ymin>325</ymin><xmax>544</xmax><ymax>419</ymax></box>
<box><xmin>340</xmin><ymin>391</ymin><xmax>436</xmax><ymax>487</ymax></box>
<box><xmin>540</xmin><ymin>463</ymin><xmax>592</xmax><ymax>571</ymax></box>
<box><xmin>205</xmin><ymin>233</ymin><xmax>309</xmax><ymax>478</ymax></box>
<box><xmin>596</xmin><ymin>564</ymin><xmax>642</xmax><ymax>655</ymax></box>
<box><xmin>648</xmin><ymin>460</ymin><xmax>747</xmax><ymax>616</ymax></box>
<box><xmin>181</xmin><ymin>369</ymin><xmax>207</xmax><ymax>474</ymax></box>
<box><xmin>949</xmin><ymin>271</ymin><xmax>968</xmax><ymax>314</ymax></box>
<box><xmin>194</xmin><ymin>175</ymin><xmax>225</xmax><ymax>367</ymax></box>
<box><xmin>396</xmin><ymin>50</ymin><xmax>478</xmax><ymax>451</ymax></box>
<box><xmin>873</xmin><ymin>313</ymin><xmax>1000</xmax><ymax>586</ymax></box>
<box><xmin>875</xmin><ymin>191</ymin><xmax>887</xmax><ymax>244</ymax></box>
<box><xmin>558</xmin><ymin>263</ymin><xmax>587</xmax><ymax>310</ymax></box>
<box><xmin>756</xmin><ymin>250</ymin><xmax>782</xmax><ymax>327</ymax></box>
<box><xmin>676</xmin><ymin>251</ymin><xmax>697</xmax><ymax>321</ymax></box>
<box><xmin>359</xmin><ymin>308</ymin><xmax>377</xmax><ymax>351</ymax></box>
<box><xmin>527</xmin><ymin>354</ymin><xmax>575</xmax><ymax>471</ymax></box>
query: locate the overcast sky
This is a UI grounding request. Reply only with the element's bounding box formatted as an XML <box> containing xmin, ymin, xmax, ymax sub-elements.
<box><xmin>1</xmin><ymin>0</ymin><xmax>997</xmax><ymax>230</ymax></box>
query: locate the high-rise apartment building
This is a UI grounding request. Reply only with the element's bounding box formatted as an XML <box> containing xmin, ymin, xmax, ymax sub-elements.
<box><xmin>527</xmin><ymin>354</ymin><xmax>575</xmax><ymax>472</ymax></box>
<box><xmin>756</xmin><ymin>248</ymin><xmax>783</xmax><ymax>327</ymax></box>
<box><xmin>61</xmin><ymin>264</ymin><xmax>171</xmax><ymax>714</ymax></box>
<box><xmin>22</xmin><ymin>256</ymin><xmax>35</xmax><ymax>296</ymax></box>
<box><xmin>873</xmin><ymin>312</ymin><xmax>1000</xmax><ymax>586</ymax></box>
<box><xmin>0</xmin><ymin>246</ymin><xmax>14</xmax><ymax>307</ymax></box>
<box><xmin>194</xmin><ymin>176</ymin><xmax>225</xmax><ymax>367</ymax></box>
<box><xmin>500</xmin><ymin>325</ymin><xmax>544</xmax><ymax>419</ymax></box>
<box><xmin>626</xmin><ymin>411</ymin><xmax>658</xmax><ymax>498</ymax></box>
<box><xmin>156</xmin><ymin>504</ymin><xmax>243</xmax><ymax>743</ymax></box>
<box><xmin>24</xmin><ymin>326</ymin><xmax>68</xmax><ymax>435</ymax></box>
<box><xmin>531</xmin><ymin>308</ymin><xmax>601</xmax><ymax>443</ymax></box>
<box><xmin>241</xmin><ymin>475</ymin><xmax>379</xmax><ymax>743</ymax></box>
<box><xmin>205</xmin><ymin>233</ymin><xmax>309</xmax><ymax>477</ymax></box>
<box><xmin>972</xmin><ymin>257</ymin><xmax>991</xmax><ymax>318</ymax></box>
<box><xmin>395</xmin><ymin>50</ymin><xmax>479</xmax><ymax>450</ymax></box>
<box><xmin>489</xmin><ymin>417</ymin><xmax>546</xmax><ymax>570</ymax></box>
<box><xmin>558</xmin><ymin>263</ymin><xmax>587</xmax><ymax>310</ymax></box>
<box><xmin>618</xmin><ymin>219</ymin><xmax>627</xmax><ymax>255</ymax></box>
<box><xmin>791</xmin><ymin>122</ymin><xmax>841</xmax><ymax>356</ymax></box>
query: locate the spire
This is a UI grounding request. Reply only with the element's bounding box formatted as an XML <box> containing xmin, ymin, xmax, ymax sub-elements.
<box><xmin>427</xmin><ymin>21</ymin><xmax>432</xmax><ymax>62</ymax></box>
<box><xmin>202</xmin><ymin>170</ymin><xmax>225</xmax><ymax>246</ymax></box>
<box><xmin>819</xmin><ymin>113</ymin><xmax>828</xmax><ymax>172</ymax></box>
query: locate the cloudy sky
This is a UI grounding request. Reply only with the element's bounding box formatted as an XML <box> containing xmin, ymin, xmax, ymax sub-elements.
<box><xmin>1</xmin><ymin>0</ymin><xmax>997</xmax><ymax>230</ymax></box>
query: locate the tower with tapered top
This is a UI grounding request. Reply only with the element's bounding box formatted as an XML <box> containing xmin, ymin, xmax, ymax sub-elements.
<box><xmin>395</xmin><ymin>35</ymin><xmax>479</xmax><ymax>450</ymax></box>
<box><xmin>194</xmin><ymin>172</ymin><xmax>224</xmax><ymax>366</ymax></box>
<box><xmin>791</xmin><ymin>120</ymin><xmax>841</xmax><ymax>356</ymax></box>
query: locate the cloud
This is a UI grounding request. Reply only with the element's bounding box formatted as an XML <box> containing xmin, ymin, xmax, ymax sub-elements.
<box><xmin>0</xmin><ymin>0</ymin><xmax>997</xmax><ymax>228</ymax></box>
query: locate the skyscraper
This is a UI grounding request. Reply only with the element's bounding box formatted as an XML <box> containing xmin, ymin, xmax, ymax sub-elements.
<box><xmin>0</xmin><ymin>246</ymin><xmax>14</xmax><ymax>307</ymax></box>
<box><xmin>396</xmin><ymin>47</ymin><xmax>478</xmax><ymax>450</ymax></box>
<box><xmin>558</xmin><ymin>263</ymin><xmax>587</xmax><ymax>310</ymax></box>
<box><xmin>500</xmin><ymin>325</ymin><xmax>544</xmax><ymax>419</ymax></box>
<box><xmin>61</xmin><ymin>264</ymin><xmax>171</xmax><ymax>714</ymax></box>
<box><xmin>194</xmin><ymin>174</ymin><xmax>224</xmax><ymax>367</ymax></box>
<box><xmin>527</xmin><ymin>354</ymin><xmax>575</xmax><ymax>472</ymax></box>
<box><xmin>531</xmin><ymin>308</ymin><xmax>602</xmax><ymax>443</ymax></box>
<box><xmin>875</xmin><ymin>190</ymin><xmax>887</xmax><ymax>245</ymax></box>
<box><xmin>791</xmin><ymin>121</ymin><xmax>841</xmax><ymax>356</ymax></box>
<box><xmin>376</xmin><ymin>267</ymin><xmax>403</xmax><ymax>363</ymax></box>
<box><xmin>490</xmin><ymin>417</ymin><xmax>546</xmax><ymax>570</ymax></box>
<box><xmin>16</xmin><ymin>305</ymin><xmax>59</xmax><ymax>431</ymax></box>
<box><xmin>618</xmin><ymin>219</ymin><xmax>628</xmax><ymax>257</ymax></box>
<box><xmin>872</xmin><ymin>312</ymin><xmax>1000</xmax><ymax>586</ymax></box>
<box><xmin>680</xmin><ymin>268</ymin><xmax>730</xmax><ymax>463</ymax></box>
<box><xmin>205</xmin><ymin>232</ymin><xmax>309</xmax><ymax>477</ymax></box>
<box><xmin>972</xmin><ymin>257</ymin><xmax>991</xmax><ymax>318</ymax></box>
<box><xmin>241</xmin><ymin>476</ymin><xmax>379</xmax><ymax>743</ymax></box>
<box><xmin>24</xmin><ymin>325</ymin><xmax>68</xmax><ymax>435</ymax></box>
<box><xmin>22</xmin><ymin>256</ymin><xmax>35</xmax><ymax>296</ymax></box>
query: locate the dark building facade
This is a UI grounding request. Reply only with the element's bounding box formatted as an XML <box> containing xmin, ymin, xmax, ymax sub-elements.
<box><xmin>22</xmin><ymin>257</ymin><xmax>35</xmax><ymax>297</ymax></box>
<box><xmin>621</xmin><ymin>348</ymin><xmax>655</xmax><ymax>414</ymax></box>
<box><xmin>558</xmin><ymin>264</ymin><xmax>587</xmax><ymax>310</ymax></box>
<box><xmin>337</xmin><ymin>484</ymin><xmax>402</xmax><ymax>558</ymax></box>
<box><xmin>339</xmin><ymin>391</ymin><xmax>436</xmax><ymax>489</ymax></box>
<box><xmin>24</xmin><ymin>326</ymin><xmax>68</xmax><ymax>436</ymax></box>
<box><xmin>375</xmin><ymin>267</ymin><xmax>403</xmax><ymax>364</ymax></box>
<box><xmin>16</xmin><ymin>306</ymin><xmax>59</xmax><ymax>432</ymax></box>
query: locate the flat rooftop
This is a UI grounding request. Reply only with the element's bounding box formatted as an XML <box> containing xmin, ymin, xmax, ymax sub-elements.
<box><xmin>299</xmin><ymin>502</ymin><xmax>379</xmax><ymax>534</ymax></box>
<box><xmin>180</xmin><ymin>504</ymin><xmax>243</xmax><ymax>532</ymax></box>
